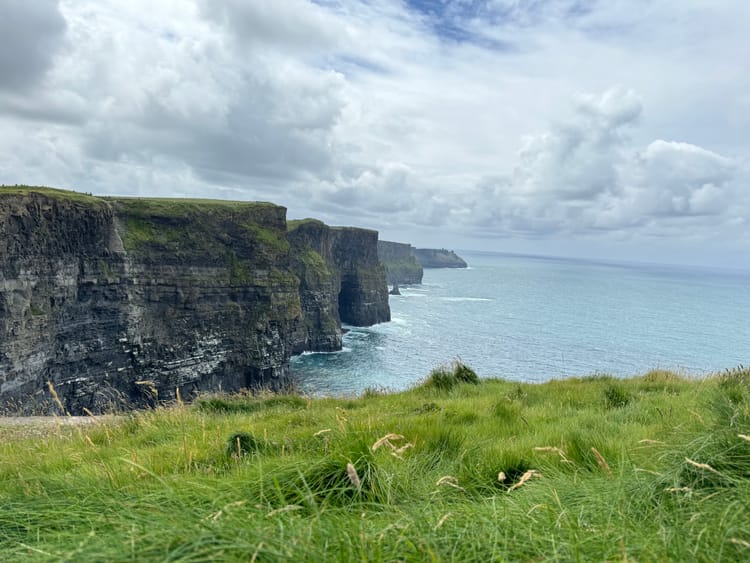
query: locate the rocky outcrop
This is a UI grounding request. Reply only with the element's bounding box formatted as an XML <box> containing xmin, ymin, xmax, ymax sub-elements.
<box><xmin>0</xmin><ymin>187</ymin><xmax>390</xmax><ymax>414</ymax></box>
<box><xmin>415</xmin><ymin>248</ymin><xmax>468</xmax><ymax>269</ymax></box>
<box><xmin>287</xmin><ymin>220</ymin><xmax>390</xmax><ymax>355</ymax></box>
<box><xmin>377</xmin><ymin>241</ymin><xmax>423</xmax><ymax>285</ymax></box>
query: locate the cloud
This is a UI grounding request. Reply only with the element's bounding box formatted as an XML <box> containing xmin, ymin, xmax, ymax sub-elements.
<box><xmin>1</xmin><ymin>0</ymin><xmax>351</xmax><ymax>192</ymax></box>
<box><xmin>201</xmin><ymin>0</ymin><xmax>347</xmax><ymax>53</ymax></box>
<box><xmin>0</xmin><ymin>0</ymin><xmax>748</xmax><ymax>266</ymax></box>
<box><xmin>457</xmin><ymin>88</ymin><xmax>741</xmax><ymax>240</ymax></box>
<box><xmin>630</xmin><ymin>140</ymin><xmax>736</xmax><ymax>218</ymax></box>
<box><xmin>513</xmin><ymin>87</ymin><xmax>641</xmax><ymax>202</ymax></box>
<box><xmin>0</xmin><ymin>0</ymin><xmax>66</xmax><ymax>91</ymax></box>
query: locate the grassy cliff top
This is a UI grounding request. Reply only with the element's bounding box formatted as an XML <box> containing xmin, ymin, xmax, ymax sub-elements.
<box><xmin>287</xmin><ymin>219</ymin><xmax>379</xmax><ymax>236</ymax></box>
<box><xmin>109</xmin><ymin>196</ymin><xmax>282</xmax><ymax>218</ymax></box>
<box><xmin>1</xmin><ymin>185</ymin><xmax>282</xmax><ymax>214</ymax></box>
<box><xmin>287</xmin><ymin>218</ymin><xmax>327</xmax><ymax>231</ymax></box>
<box><xmin>2</xmin><ymin>365</ymin><xmax>749</xmax><ymax>560</ymax></box>
<box><xmin>0</xmin><ymin>184</ymin><xmax>108</xmax><ymax>206</ymax></box>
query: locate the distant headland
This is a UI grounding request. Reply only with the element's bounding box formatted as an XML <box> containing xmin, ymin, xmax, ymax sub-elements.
<box><xmin>377</xmin><ymin>242</ymin><xmax>468</xmax><ymax>286</ymax></box>
<box><xmin>414</xmin><ymin>248</ymin><xmax>468</xmax><ymax>269</ymax></box>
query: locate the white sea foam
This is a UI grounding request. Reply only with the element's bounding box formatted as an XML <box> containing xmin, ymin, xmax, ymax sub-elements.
<box><xmin>293</xmin><ymin>346</ymin><xmax>352</xmax><ymax>358</ymax></box>
<box><xmin>440</xmin><ymin>297</ymin><xmax>492</xmax><ymax>302</ymax></box>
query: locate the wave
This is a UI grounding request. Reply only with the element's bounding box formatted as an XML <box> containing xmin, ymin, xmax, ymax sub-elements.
<box><xmin>291</xmin><ymin>346</ymin><xmax>352</xmax><ymax>359</ymax></box>
<box><xmin>440</xmin><ymin>297</ymin><xmax>493</xmax><ymax>302</ymax></box>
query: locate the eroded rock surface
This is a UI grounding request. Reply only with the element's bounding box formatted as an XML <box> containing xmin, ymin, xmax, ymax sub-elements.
<box><xmin>0</xmin><ymin>187</ymin><xmax>390</xmax><ymax>413</ymax></box>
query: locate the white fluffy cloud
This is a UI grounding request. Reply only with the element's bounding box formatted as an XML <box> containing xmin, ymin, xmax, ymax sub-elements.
<box><xmin>460</xmin><ymin>88</ymin><xmax>743</xmax><ymax>240</ymax></box>
<box><xmin>0</xmin><ymin>0</ymin><xmax>748</xmax><ymax>266</ymax></box>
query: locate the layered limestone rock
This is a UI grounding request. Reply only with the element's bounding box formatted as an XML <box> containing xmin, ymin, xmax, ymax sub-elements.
<box><xmin>0</xmin><ymin>187</ymin><xmax>390</xmax><ymax>413</ymax></box>
<box><xmin>414</xmin><ymin>248</ymin><xmax>468</xmax><ymax>268</ymax></box>
<box><xmin>288</xmin><ymin>219</ymin><xmax>390</xmax><ymax>354</ymax></box>
<box><xmin>377</xmin><ymin>241</ymin><xmax>423</xmax><ymax>285</ymax></box>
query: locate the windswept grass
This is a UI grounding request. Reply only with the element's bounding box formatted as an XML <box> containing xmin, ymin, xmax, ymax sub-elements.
<box><xmin>1</xmin><ymin>368</ymin><xmax>749</xmax><ymax>561</ymax></box>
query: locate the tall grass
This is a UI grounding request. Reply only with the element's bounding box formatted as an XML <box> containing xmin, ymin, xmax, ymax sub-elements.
<box><xmin>1</xmin><ymin>369</ymin><xmax>749</xmax><ymax>560</ymax></box>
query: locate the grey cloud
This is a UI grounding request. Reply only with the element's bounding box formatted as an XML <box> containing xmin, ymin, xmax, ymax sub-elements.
<box><xmin>201</xmin><ymin>0</ymin><xmax>346</xmax><ymax>53</ymax></box>
<box><xmin>0</xmin><ymin>91</ymin><xmax>86</xmax><ymax>125</ymax></box>
<box><xmin>513</xmin><ymin>87</ymin><xmax>640</xmax><ymax>202</ymax></box>
<box><xmin>58</xmin><ymin>3</ymin><xmax>349</xmax><ymax>185</ymax></box>
<box><xmin>0</xmin><ymin>0</ymin><xmax>66</xmax><ymax>91</ymax></box>
<box><xmin>317</xmin><ymin>162</ymin><xmax>418</xmax><ymax>214</ymax></box>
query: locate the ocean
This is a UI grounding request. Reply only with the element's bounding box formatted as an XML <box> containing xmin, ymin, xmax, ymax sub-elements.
<box><xmin>290</xmin><ymin>251</ymin><xmax>750</xmax><ymax>395</ymax></box>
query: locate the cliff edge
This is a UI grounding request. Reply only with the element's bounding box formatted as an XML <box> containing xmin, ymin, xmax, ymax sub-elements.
<box><xmin>0</xmin><ymin>186</ymin><xmax>390</xmax><ymax>413</ymax></box>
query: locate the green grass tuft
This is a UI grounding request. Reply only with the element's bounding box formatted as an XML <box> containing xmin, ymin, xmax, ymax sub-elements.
<box><xmin>418</xmin><ymin>360</ymin><xmax>479</xmax><ymax>391</ymax></box>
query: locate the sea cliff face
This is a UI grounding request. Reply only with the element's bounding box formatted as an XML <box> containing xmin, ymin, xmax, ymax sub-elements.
<box><xmin>0</xmin><ymin>187</ymin><xmax>389</xmax><ymax>414</ymax></box>
<box><xmin>287</xmin><ymin>219</ymin><xmax>390</xmax><ymax>353</ymax></box>
<box><xmin>377</xmin><ymin>241</ymin><xmax>423</xmax><ymax>285</ymax></box>
<box><xmin>414</xmin><ymin>248</ymin><xmax>468</xmax><ymax>268</ymax></box>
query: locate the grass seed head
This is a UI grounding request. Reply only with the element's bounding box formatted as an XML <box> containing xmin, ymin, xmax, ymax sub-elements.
<box><xmin>346</xmin><ymin>462</ymin><xmax>361</xmax><ymax>490</ymax></box>
<box><xmin>509</xmin><ymin>469</ymin><xmax>542</xmax><ymax>491</ymax></box>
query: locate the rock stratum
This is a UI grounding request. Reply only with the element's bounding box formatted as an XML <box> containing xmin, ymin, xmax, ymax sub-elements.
<box><xmin>0</xmin><ymin>187</ymin><xmax>389</xmax><ymax>414</ymax></box>
<box><xmin>376</xmin><ymin>241</ymin><xmax>423</xmax><ymax>285</ymax></box>
<box><xmin>414</xmin><ymin>248</ymin><xmax>468</xmax><ymax>269</ymax></box>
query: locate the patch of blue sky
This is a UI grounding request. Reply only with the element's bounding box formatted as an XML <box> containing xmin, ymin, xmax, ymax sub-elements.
<box><xmin>405</xmin><ymin>0</ymin><xmax>516</xmax><ymax>51</ymax></box>
<box><xmin>406</xmin><ymin>0</ymin><xmax>599</xmax><ymax>28</ymax></box>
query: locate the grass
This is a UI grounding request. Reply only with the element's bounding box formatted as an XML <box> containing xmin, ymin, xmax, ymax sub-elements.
<box><xmin>287</xmin><ymin>218</ymin><xmax>326</xmax><ymax>231</ymax></box>
<box><xmin>107</xmin><ymin>199</ymin><xmax>295</xmax><ymax>288</ymax></box>
<box><xmin>1</xmin><ymin>366</ymin><xmax>750</xmax><ymax>561</ymax></box>
<box><xmin>0</xmin><ymin>184</ymin><xmax>108</xmax><ymax>207</ymax></box>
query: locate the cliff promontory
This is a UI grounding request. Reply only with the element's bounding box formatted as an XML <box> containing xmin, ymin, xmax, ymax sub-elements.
<box><xmin>0</xmin><ymin>186</ymin><xmax>390</xmax><ymax>413</ymax></box>
<box><xmin>376</xmin><ymin>241</ymin><xmax>423</xmax><ymax>285</ymax></box>
<box><xmin>415</xmin><ymin>248</ymin><xmax>468</xmax><ymax>268</ymax></box>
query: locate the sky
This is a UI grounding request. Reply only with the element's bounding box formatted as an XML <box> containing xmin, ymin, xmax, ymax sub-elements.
<box><xmin>1</xmin><ymin>0</ymin><xmax>749</xmax><ymax>269</ymax></box>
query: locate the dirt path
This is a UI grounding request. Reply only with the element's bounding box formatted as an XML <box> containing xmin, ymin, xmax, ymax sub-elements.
<box><xmin>0</xmin><ymin>416</ymin><xmax>103</xmax><ymax>426</ymax></box>
<box><xmin>0</xmin><ymin>415</ymin><xmax>122</xmax><ymax>438</ymax></box>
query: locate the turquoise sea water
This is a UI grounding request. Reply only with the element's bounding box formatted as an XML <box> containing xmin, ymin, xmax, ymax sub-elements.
<box><xmin>291</xmin><ymin>251</ymin><xmax>750</xmax><ymax>395</ymax></box>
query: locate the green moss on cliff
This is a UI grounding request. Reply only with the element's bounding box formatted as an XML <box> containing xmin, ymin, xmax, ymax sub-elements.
<box><xmin>244</xmin><ymin>223</ymin><xmax>290</xmax><ymax>254</ymax></box>
<box><xmin>226</xmin><ymin>250</ymin><xmax>253</xmax><ymax>285</ymax></box>
<box><xmin>121</xmin><ymin>216</ymin><xmax>182</xmax><ymax>251</ymax></box>
<box><xmin>298</xmin><ymin>247</ymin><xmax>331</xmax><ymax>279</ymax></box>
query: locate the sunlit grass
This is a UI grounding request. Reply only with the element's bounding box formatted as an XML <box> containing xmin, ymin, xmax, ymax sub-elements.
<box><xmin>1</xmin><ymin>366</ymin><xmax>749</xmax><ymax>561</ymax></box>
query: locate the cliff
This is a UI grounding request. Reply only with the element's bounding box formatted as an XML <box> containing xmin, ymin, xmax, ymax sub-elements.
<box><xmin>0</xmin><ymin>186</ymin><xmax>390</xmax><ymax>414</ymax></box>
<box><xmin>415</xmin><ymin>248</ymin><xmax>468</xmax><ymax>268</ymax></box>
<box><xmin>288</xmin><ymin>220</ymin><xmax>390</xmax><ymax>354</ymax></box>
<box><xmin>377</xmin><ymin>241</ymin><xmax>423</xmax><ymax>285</ymax></box>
